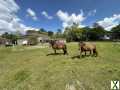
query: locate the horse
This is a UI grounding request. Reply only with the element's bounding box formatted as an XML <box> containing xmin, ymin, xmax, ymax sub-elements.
<box><xmin>49</xmin><ymin>40</ymin><xmax>68</xmax><ymax>55</ymax></box>
<box><xmin>79</xmin><ymin>41</ymin><xmax>98</xmax><ymax>57</ymax></box>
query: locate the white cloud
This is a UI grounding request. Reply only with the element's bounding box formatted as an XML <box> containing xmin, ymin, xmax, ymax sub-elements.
<box><xmin>88</xmin><ymin>9</ymin><xmax>96</xmax><ymax>16</ymax></box>
<box><xmin>0</xmin><ymin>0</ymin><xmax>38</xmax><ymax>34</ymax></box>
<box><xmin>98</xmin><ymin>14</ymin><xmax>120</xmax><ymax>30</ymax></box>
<box><xmin>41</xmin><ymin>11</ymin><xmax>53</xmax><ymax>20</ymax></box>
<box><xmin>0</xmin><ymin>0</ymin><xmax>19</xmax><ymax>13</ymax></box>
<box><xmin>27</xmin><ymin>8</ymin><xmax>37</xmax><ymax>20</ymax></box>
<box><xmin>56</xmin><ymin>10</ymin><xmax>86</xmax><ymax>30</ymax></box>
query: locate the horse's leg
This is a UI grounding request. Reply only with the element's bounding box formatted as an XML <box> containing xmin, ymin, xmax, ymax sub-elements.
<box><xmin>93</xmin><ymin>49</ymin><xmax>98</xmax><ymax>56</ymax></box>
<box><xmin>95</xmin><ymin>49</ymin><xmax>98</xmax><ymax>56</ymax></box>
<box><xmin>80</xmin><ymin>50</ymin><xmax>83</xmax><ymax>58</ymax></box>
<box><xmin>63</xmin><ymin>45</ymin><xmax>68</xmax><ymax>55</ymax></box>
<box><xmin>63</xmin><ymin>48</ymin><xmax>67</xmax><ymax>55</ymax></box>
<box><xmin>54</xmin><ymin>49</ymin><xmax>56</xmax><ymax>54</ymax></box>
<box><xmin>63</xmin><ymin>49</ymin><xmax>65</xmax><ymax>55</ymax></box>
<box><xmin>89</xmin><ymin>50</ymin><xmax>92</xmax><ymax>55</ymax></box>
<box><xmin>85</xmin><ymin>51</ymin><xmax>86</xmax><ymax>56</ymax></box>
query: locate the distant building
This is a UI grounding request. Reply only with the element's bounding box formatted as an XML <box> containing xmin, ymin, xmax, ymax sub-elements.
<box><xmin>103</xmin><ymin>35</ymin><xmax>110</xmax><ymax>40</ymax></box>
<box><xmin>26</xmin><ymin>30</ymin><xmax>50</xmax><ymax>43</ymax></box>
<box><xmin>17</xmin><ymin>38</ymin><xmax>28</xmax><ymax>45</ymax></box>
<box><xmin>17</xmin><ymin>33</ymin><xmax>50</xmax><ymax>45</ymax></box>
<box><xmin>37</xmin><ymin>34</ymin><xmax>50</xmax><ymax>43</ymax></box>
<box><xmin>0</xmin><ymin>37</ymin><xmax>7</xmax><ymax>45</ymax></box>
<box><xmin>0</xmin><ymin>37</ymin><xmax>12</xmax><ymax>45</ymax></box>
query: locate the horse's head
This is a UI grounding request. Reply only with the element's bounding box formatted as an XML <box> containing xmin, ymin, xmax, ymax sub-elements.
<box><xmin>79</xmin><ymin>41</ymin><xmax>86</xmax><ymax>50</ymax></box>
<box><xmin>79</xmin><ymin>41</ymin><xmax>85</xmax><ymax>46</ymax></box>
<box><xmin>49</xmin><ymin>40</ymin><xmax>55</xmax><ymax>47</ymax></box>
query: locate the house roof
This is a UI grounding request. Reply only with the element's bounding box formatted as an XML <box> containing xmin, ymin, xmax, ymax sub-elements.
<box><xmin>17</xmin><ymin>34</ymin><xmax>50</xmax><ymax>40</ymax></box>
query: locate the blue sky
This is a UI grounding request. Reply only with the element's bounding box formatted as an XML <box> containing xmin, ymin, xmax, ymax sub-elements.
<box><xmin>0</xmin><ymin>0</ymin><xmax>120</xmax><ymax>34</ymax></box>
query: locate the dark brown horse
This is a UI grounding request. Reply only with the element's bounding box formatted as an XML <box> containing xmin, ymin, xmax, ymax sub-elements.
<box><xmin>79</xmin><ymin>41</ymin><xmax>98</xmax><ymax>57</ymax></box>
<box><xmin>49</xmin><ymin>40</ymin><xmax>68</xmax><ymax>55</ymax></box>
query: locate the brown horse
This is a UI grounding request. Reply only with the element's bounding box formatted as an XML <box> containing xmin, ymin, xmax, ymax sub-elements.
<box><xmin>79</xmin><ymin>41</ymin><xmax>98</xmax><ymax>57</ymax></box>
<box><xmin>49</xmin><ymin>40</ymin><xmax>68</xmax><ymax>55</ymax></box>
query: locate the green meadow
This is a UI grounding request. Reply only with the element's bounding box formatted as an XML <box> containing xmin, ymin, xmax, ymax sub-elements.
<box><xmin>0</xmin><ymin>42</ymin><xmax>120</xmax><ymax>90</ymax></box>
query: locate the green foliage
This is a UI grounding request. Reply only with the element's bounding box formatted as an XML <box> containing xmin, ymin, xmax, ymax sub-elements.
<box><xmin>63</xmin><ymin>23</ymin><xmax>107</xmax><ymax>41</ymax></box>
<box><xmin>88</xmin><ymin>26</ymin><xmax>106</xmax><ymax>40</ymax></box>
<box><xmin>111</xmin><ymin>24</ymin><xmax>120</xmax><ymax>39</ymax></box>
<box><xmin>53</xmin><ymin>29</ymin><xmax>65</xmax><ymax>39</ymax></box>
<box><xmin>39</xmin><ymin>28</ymin><xmax>48</xmax><ymax>35</ymax></box>
<box><xmin>64</xmin><ymin>23</ymin><xmax>85</xmax><ymax>42</ymax></box>
<box><xmin>2</xmin><ymin>32</ymin><xmax>18</xmax><ymax>40</ymax></box>
<box><xmin>40</xmin><ymin>28</ymin><xmax>47</xmax><ymax>32</ymax></box>
<box><xmin>111</xmin><ymin>24</ymin><xmax>120</xmax><ymax>32</ymax></box>
<box><xmin>57</xmin><ymin>29</ymin><xmax>62</xmax><ymax>34</ymax></box>
<box><xmin>48</xmin><ymin>31</ymin><xmax>54</xmax><ymax>37</ymax></box>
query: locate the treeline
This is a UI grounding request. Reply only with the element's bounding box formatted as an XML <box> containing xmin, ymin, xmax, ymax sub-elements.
<box><xmin>1</xmin><ymin>23</ymin><xmax>120</xmax><ymax>42</ymax></box>
<box><xmin>54</xmin><ymin>23</ymin><xmax>120</xmax><ymax>42</ymax></box>
<box><xmin>63</xmin><ymin>23</ymin><xmax>107</xmax><ymax>42</ymax></box>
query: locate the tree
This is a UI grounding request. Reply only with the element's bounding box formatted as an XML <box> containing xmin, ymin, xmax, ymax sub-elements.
<box><xmin>56</xmin><ymin>29</ymin><xmax>63</xmax><ymax>38</ymax></box>
<box><xmin>2</xmin><ymin>32</ymin><xmax>18</xmax><ymax>45</ymax></box>
<box><xmin>2</xmin><ymin>32</ymin><xmax>18</xmax><ymax>40</ymax></box>
<box><xmin>15</xmin><ymin>30</ymin><xmax>22</xmax><ymax>39</ymax></box>
<box><xmin>82</xmin><ymin>26</ymin><xmax>92</xmax><ymax>41</ymax></box>
<box><xmin>111</xmin><ymin>24</ymin><xmax>120</xmax><ymax>39</ymax></box>
<box><xmin>38</xmin><ymin>28</ymin><xmax>48</xmax><ymax>35</ymax></box>
<box><xmin>52</xmin><ymin>29</ymin><xmax>65</xmax><ymax>39</ymax></box>
<box><xmin>39</xmin><ymin>28</ymin><xmax>46</xmax><ymax>32</ymax></box>
<box><xmin>57</xmin><ymin>29</ymin><xmax>62</xmax><ymax>34</ymax></box>
<box><xmin>64</xmin><ymin>23</ymin><xmax>84</xmax><ymax>42</ymax></box>
<box><xmin>48</xmin><ymin>31</ymin><xmax>54</xmax><ymax>37</ymax></box>
<box><xmin>2</xmin><ymin>32</ymin><xmax>9</xmax><ymax>39</ymax></box>
<box><xmin>87</xmin><ymin>23</ymin><xmax>106</xmax><ymax>40</ymax></box>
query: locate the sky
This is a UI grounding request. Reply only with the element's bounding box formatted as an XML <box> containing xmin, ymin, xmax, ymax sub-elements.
<box><xmin>0</xmin><ymin>0</ymin><xmax>120</xmax><ymax>34</ymax></box>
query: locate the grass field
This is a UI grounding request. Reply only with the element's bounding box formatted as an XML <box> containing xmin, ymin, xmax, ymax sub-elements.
<box><xmin>0</xmin><ymin>42</ymin><xmax>120</xmax><ymax>90</ymax></box>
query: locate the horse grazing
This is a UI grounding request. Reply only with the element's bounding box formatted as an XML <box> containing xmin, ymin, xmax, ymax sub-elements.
<box><xmin>49</xmin><ymin>40</ymin><xmax>68</xmax><ymax>55</ymax></box>
<box><xmin>79</xmin><ymin>41</ymin><xmax>98</xmax><ymax>57</ymax></box>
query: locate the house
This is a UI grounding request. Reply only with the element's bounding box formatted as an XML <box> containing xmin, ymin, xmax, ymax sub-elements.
<box><xmin>17</xmin><ymin>38</ymin><xmax>28</xmax><ymax>45</ymax></box>
<box><xmin>37</xmin><ymin>34</ymin><xmax>50</xmax><ymax>43</ymax></box>
<box><xmin>103</xmin><ymin>35</ymin><xmax>110</xmax><ymax>40</ymax></box>
<box><xmin>0</xmin><ymin>37</ymin><xmax>6</xmax><ymax>45</ymax></box>
<box><xmin>26</xmin><ymin>30</ymin><xmax>50</xmax><ymax>43</ymax></box>
<box><xmin>101</xmin><ymin>35</ymin><xmax>110</xmax><ymax>40</ymax></box>
<box><xmin>17</xmin><ymin>33</ymin><xmax>50</xmax><ymax>45</ymax></box>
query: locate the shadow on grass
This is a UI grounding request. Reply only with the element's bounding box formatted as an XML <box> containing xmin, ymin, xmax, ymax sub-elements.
<box><xmin>71</xmin><ymin>55</ymin><xmax>91</xmax><ymax>59</ymax></box>
<box><xmin>46</xmin><ymin>53</ymin><xmax>65</xmax><ymax>56</ymax></box>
